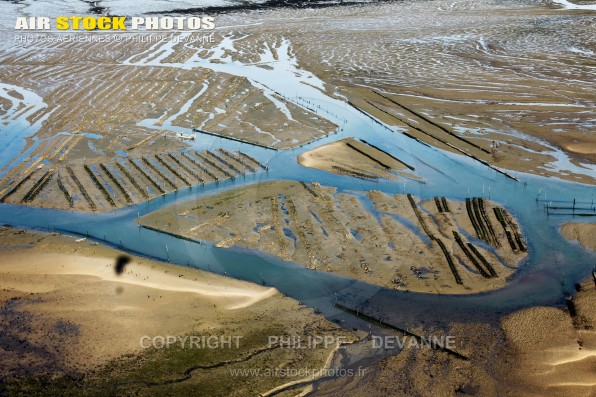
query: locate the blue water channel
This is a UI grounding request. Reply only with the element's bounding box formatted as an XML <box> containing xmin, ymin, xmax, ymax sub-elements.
<box><xmin>0</xmin><ymin>86</ymin><xmax>595</xmax><ymax>331</ymax></box>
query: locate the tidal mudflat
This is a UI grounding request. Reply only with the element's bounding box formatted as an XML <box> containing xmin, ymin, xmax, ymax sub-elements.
<box><xmin>1</xmin><ymin>0</ymin><xmax>595</xmax><ymax>395</ymax></box>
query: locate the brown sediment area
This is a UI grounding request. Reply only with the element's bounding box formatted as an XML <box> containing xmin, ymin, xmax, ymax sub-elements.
<box><xmin>0</xmin><ymin>226</ymin><xmax>355</xmax><ymax>395</ymax></box>
<box><xmin>0</xmin><ymin>148</ymin><xmax>264</xmax><ymax>212</ymax></box>
<box><xmin>313</xmin><ymin>277</ymin><xmax>596</xmax><ymax>397</ymax></box>
<box><xmin>297</xmin><ymin>137</ymin><xmax>418</xmax><ymax>181</ymax></box>
<box><xmin>0</xmin><ymin>29</ymin><xmax>337</xmax><ymax>214</ymax></box>
<box><xmin>561</xmin><ymin>223</ymin><xmax>596</xmax><ymax>251</ymax></box>
<box><xmin>279</xmin><ymin>2</ymin><xmax>596</xmax><ymax>184</ymax></box>
<box><xmin>0</xmin><ymin>44</ymin><xmax>335</xmax><ymax>151</ymax></box>
<box><xmin>1</xmin><ymin>0</ymin><xmax>594</xmax><ymax>221</ymax></box>
<box><xmin>341</xmin><ymin>86</ymin><xmax>594</xmax><ymax>184</ymax></box>
<box><xmin>140</xmin><ymin>181</ymin><xmax>527</xmax><ymax>294</ymax></box>
<box><xmin>0</xmin><ymin>0</ymin><xmax>594</xmax><ymax>394</ymax></box>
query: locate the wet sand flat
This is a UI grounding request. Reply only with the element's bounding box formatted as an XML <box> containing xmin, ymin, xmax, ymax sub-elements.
<box><xmin>561</xmin><ymin>223</ymin><xmax>596</xmax><ymax>251</ymax></box>
<box><xmin>140</xmin><ymin>180</ymin><xmax>527</xmax><ymax>294</ymax></box>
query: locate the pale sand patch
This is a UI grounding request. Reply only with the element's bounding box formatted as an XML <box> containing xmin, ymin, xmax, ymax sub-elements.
<box><xmin>560</xmin><ymin>223</ymin><xmax>596</xmax><ymax>251</ymax></box>
<box><xmin>297</xmin><ymin>137</ymin><xmax>417</xmax><ymax>180</ymax></box>
<box><xmin>0</xmin><ymin>251</ymin><xmax>280</xmax><ymax>374</ymax></box>
<box><xmin>2</xmin><ymin>252</ymin><xmax>279</xmax><ymax>310</ymax></box>
<box><xmin>500</xmin><ymin>283</ymin><xmax>596</xmax><ymax>397</ymax></box>
<box><xmin>565</xmin><ymin>142</ymin><xmax>596</xmax><ymax>155</ymax></box>
<box><xmin>0</xmin><ymin>227</ymin><xmax>350</xmax><ymax>383</ymax></box>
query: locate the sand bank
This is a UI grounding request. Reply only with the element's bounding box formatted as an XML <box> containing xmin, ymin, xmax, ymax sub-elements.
<box><xmin>561</xmin><ymin>222</ymin><xmax>596</xmax><ymax>251</ymax></box>
<box><xmin>313</xmin><ymin>276</ymin><xmax>596</xmax><ymax>396</ymax></box>
<box><xmin>297</xmin><ymin>137</ymin><xmax>417</xmax><ymax>181</ymax></box>
<box><xmin>0</xmin><ymin>227</ymin><xmax>355</xmax><ymax>396</ymax></box>
<box><xmin>499</xmin><ymin>279</ymin><xmax>596</xmax><ymax>396</ymax></box>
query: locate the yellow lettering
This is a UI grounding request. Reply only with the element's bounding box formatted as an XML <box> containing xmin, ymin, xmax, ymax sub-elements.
<box><xmin>70</xmin><ymin>16</ymin><xmax>82</xmax><ymax>30</ymax></box>
<box><xmin>55</xmin><ymin>16</ymin><xmax>69</xmax><ymax>30</ymax></box>
<box><xmin>82</xmin><ymin>16</ymin><xmax>96</xmax><ymax>30</ymax></box>
<box><xmin>112</xmin><ymin>16</ymin><xmax>127</xmax><ymax>30</ymax></box>
<box><xmin>97</xmin><ymin>16</ymin><xmax>109</xmax><ymax>30</ymax></box>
